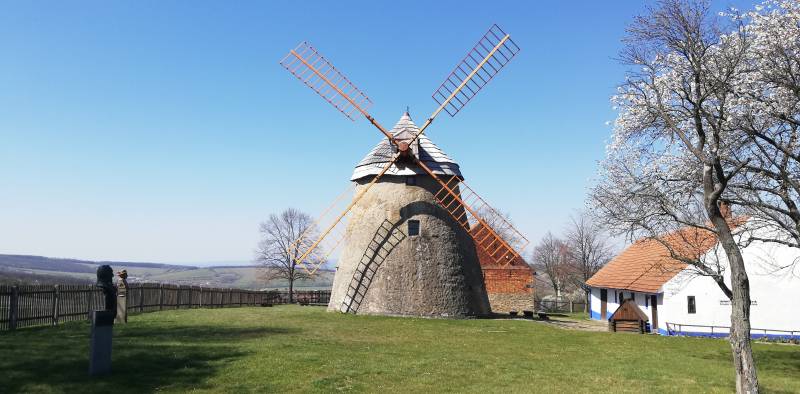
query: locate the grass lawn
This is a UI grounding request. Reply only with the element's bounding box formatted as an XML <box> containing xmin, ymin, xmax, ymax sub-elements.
<box><xmin>1</xmin><ymin>306</ymin><xmax>798</xmax><ymax>393</ymax></box>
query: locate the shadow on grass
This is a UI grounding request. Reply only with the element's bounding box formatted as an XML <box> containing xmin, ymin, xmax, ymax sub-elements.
<box><xmin>0</xmin><ymin>322</ymin><xmax>299</xmax><ymax>393</ymax></box>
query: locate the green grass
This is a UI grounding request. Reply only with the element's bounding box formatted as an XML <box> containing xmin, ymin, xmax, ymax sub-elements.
<box><xmin>1</xmin><ymin>306</ymin><xmax>798</xmax><ymax>393</ymax></box>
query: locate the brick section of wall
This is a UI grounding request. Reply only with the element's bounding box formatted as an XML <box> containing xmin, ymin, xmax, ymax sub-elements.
<box><xmin>472</xmin><ymin>226</ymin><xmax>536</xmax><ymax>313</ymax></box>
<box><xmin>482</xmin><ymin>267</ymin><xmax>535</xmax><ymax>313</ymax></box>
<box><xmin>482</xmin><ymin>267</ymin><xmax>533</xmax><ymax>293</ymax></box>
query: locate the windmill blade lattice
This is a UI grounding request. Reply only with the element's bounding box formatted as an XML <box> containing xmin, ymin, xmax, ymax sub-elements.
<box><xmin>287</xmin><ymin>183</ymin><xmax>356</xmax><ymax>275</ymax></box>
<box><xmin>290</xmin><ymin>155</ymin><xmax>401</xmax><ymax>273</ymax></box>
<box><xmin>416</xmin><ymin>163</ymin><xmax>529</xmax><ymax>267</ymax></box>
<box><xmin>280</xmin><ymin>42</ymin><xmax>373</xmax><ymax>122</ymax></box>
<box><xmin>431</xmin><ymin>24</ymin><xmax>521</xmax><ymax>118</ymax></box>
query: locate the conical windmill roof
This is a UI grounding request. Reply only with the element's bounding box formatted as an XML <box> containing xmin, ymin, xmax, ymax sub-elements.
<box><xmin>351</xmin><ymin>113</ymin><xmax>463</xmax><ymax>181</ymax></box>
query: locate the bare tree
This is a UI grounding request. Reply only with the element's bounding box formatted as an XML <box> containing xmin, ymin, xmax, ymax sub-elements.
<box><xmin>531</xmin><ymin>232</ymin><xmax>570</xmax><ymax>298</ymax></box>
<box><xmin>564</xmin><ymin>212</ymin><xmax>613</xmax><ymax>306</ymax></box>
<box><xmin>255</xmin><ymin>208</ymin><xmax>325</xmax><ymax>303</ymax></box>
<box><xmin>591</xmin><ymin>1</ymin><xmax>760</xmax><ymax>391</ymax></box>
<box><xmin>565</xmin><ymin>212</ymin><xmax>613</xmax><ymax>283</ymax></box>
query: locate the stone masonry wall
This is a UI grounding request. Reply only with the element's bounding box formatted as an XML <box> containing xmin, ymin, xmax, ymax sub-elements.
<box><xmin>487</xmin><ymin>293</ymin><xmax>535</xmax><ymax>313</ymax></box>
<box><xmin>328</xmin><ymin>175</ymin><xmax>491</xmax><ymax>317</ymax></box>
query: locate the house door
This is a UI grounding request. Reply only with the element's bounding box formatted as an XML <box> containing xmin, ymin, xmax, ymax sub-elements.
<box><xmin>650</xmin><ymin>295</ymin><xmax>659</xmax><ymax>332</ymax></box>
<box><xmin>600</xmin><ymin>289</ymin><xmax>607</xmax><ymax>319</ymax></box>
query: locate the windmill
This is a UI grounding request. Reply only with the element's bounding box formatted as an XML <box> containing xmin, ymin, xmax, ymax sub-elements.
<box><xmin>279</xmin><ymin>24</ymin><xmax>529</xmax><ymax>317</ymax></box>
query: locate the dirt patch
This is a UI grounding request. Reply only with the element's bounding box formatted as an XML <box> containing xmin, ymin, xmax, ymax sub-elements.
<box><xmin>532</xmin><ymin>316</ymin><xmax>608</xmax><ymax>332</ymax></box>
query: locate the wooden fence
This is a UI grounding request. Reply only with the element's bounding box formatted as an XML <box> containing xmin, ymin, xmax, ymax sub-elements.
<box><xmin>0</xmin><ymin>284</ymin><xmax>331</xmax><ymax>331</ymax></box>
<box><xmin>537</xmin><ymin>299</ymin><xmax>587</xmax><ymax>313</ymax></box>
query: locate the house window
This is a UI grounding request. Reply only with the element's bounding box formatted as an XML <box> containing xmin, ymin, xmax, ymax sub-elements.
<box><xmin>405</xmin><ymin>176</ymin><xmax>416</xmax><ymax>186</ymax></box>
<box><xmin>687</xmin><ymin>296</ymin><xmax>696</xmax><ymax>314</ymax></box>
<box><xmin>408</xmin><ymin>220</ymin><xmax>420</xmax><ymax>236</ymax></box>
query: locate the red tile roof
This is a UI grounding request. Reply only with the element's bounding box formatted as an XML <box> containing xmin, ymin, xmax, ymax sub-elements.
<box><xmin>586</xmin><ymin>220</ymin><xmax>745</xmax><ymax>293</ymax></box>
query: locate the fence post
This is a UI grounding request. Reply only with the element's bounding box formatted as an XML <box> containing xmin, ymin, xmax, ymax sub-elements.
<box><xmin>52</xmin><ymin>285</ymin><xmax>60</xmax><ymax>326</ymax></box>
<box><xmin>176</xmin><ymin>285</ymin><xmax>182</xmax><ymax>310</ymax></box>
<box><xmin>87</xmin><ymin>286</ymin><xmax>93</xmax><ymax>320</ymax></box>
<box><xmin>199</xmin><ymin>287</ymin><xmax>203</xmax><ymax>308</ymax></box>
<box><xmin>159</xmin><ymin>284</ymin><xmax>164</xmax><ymax>311</ymax></box>
<box><xmin>569</xmin><ymin>301</ymin><xmax>574</xmax><ymax>313</ymax></box>
<box><xmin>139</xmin><ymin>285</ymin><xmax>144</xmax><ymax>313</ymax></box>
<box><xmin>9</xmin><ymin>285</ymin><xmax>19</xmax><ymax>331</ymax></box>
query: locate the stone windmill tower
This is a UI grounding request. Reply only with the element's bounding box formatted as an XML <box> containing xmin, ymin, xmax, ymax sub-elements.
<box><xmin>279</xmin><ymin>25</ymin><xmax>529</xmax><ymax>317</ymax></box>
<box><xmin>330</xmin><ymin>112</ymin><xmax>489</xmax><ymax>317</ymax></box>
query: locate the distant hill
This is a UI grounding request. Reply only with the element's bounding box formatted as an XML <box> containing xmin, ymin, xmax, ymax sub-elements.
<box><xmin>0</xmin><ymin>254</ymin><xmax>334</xmax><ymax>290</ymax></box>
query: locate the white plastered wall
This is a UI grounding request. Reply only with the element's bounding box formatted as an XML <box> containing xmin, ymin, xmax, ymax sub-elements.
<box><xmin>660</xmin><ymin>223</ymin><xmax>800</xmax><ymax>335</ymax></box>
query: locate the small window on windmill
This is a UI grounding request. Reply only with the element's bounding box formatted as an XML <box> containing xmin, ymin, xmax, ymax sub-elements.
<box><xmin>408</xmin><ymin>220</ymin><xmax>420</xmax><ymax>236</ymax></box>
<box><xmin>405</xmin><ymin>176</ymin><xmax>416</xmax><ymax>186</ymax></box>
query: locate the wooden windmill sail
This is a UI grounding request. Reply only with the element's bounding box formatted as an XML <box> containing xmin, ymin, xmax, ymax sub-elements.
<box><xmin>280</xmin><ymin>24</ymin><xmax>529</xmax><ymax>280</ymax></box>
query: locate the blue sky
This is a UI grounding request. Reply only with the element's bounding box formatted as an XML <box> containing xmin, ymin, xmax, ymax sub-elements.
<box><xmin>0</xmin><ymin>1</ymin><xmax>754</xmax><ymax>263</ymax></box>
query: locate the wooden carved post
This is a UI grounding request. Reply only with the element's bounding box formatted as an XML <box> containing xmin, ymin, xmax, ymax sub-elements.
<box><xmin>115</xmin><ymin>271</ymin><xmax>129</xmax><ymax>324</ymax></box>
<box><xmin>159</xmin><ymin>284</ymin><xmax>164</xmax><ymax>311</ymax></box>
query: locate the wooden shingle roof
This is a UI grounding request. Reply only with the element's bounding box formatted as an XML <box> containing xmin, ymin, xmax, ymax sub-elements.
<box><xmin>351</xmin><ymin>113</ymin><xmax>462</xmax><ymax>181</ymax></box>
<box><xmin>586</xmin><ymin>220</ymin><xmax>745</xmax><ymax>293</ymax></box>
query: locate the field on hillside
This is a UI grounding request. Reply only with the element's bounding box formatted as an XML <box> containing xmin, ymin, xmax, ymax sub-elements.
<box><xmin>1</xmin><ymin>307</ymin><xmax>798</xmax><ymax>393</ymax></box>
<box><xmin>0</xmin><ymin>255</ymin><xmax>334</xmax><ymax>289</ymax></box>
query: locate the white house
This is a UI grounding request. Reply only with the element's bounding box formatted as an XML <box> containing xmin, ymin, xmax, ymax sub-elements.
<box><xmin>586</xmin><ymin>219</ymin><xmax>800</xmax><ymax>339</ymax></box>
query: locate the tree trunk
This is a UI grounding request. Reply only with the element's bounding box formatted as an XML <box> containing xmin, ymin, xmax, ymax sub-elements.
<box><xmin>719</xmin><ymin>231</ymin><xmax>759</xmax><ymax>394</ymax></box>
<box><xmin>585</xmin><ymin>289</ymin><xmax>590</xmax><ymax>313</ymax></box>
<box><xmin>708</xmin><ymin>205</ymin><xmax>760</xmax><ymax>393</ymax></box>
<box><xmin>289</xmin><ymin>278</ymin><xmax>294</xmax><ymax>304</ymax></box>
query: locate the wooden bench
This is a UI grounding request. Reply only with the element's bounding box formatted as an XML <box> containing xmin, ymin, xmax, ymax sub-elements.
<box><xmin>536</xmin><ymin>311</ymin><xmax>550</xmax><ymax>320</ymax></box>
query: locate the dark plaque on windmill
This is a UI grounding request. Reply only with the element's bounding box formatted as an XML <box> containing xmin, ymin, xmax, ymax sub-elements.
<box><xmin>89</xmin><ymin>264</ymin><xmax>116</xmax><ymax>376</ymax></box>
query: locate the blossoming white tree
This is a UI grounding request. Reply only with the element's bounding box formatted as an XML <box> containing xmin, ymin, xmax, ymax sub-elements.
<box><xmin>727</xmin><ymin>1</ymin><xmax>800</xmax><ymax>256</ymax></box>
<box><xmin>590</xmin><ymin>1</ymin><xmax>760</xmax><ymax>392</ymax></box>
